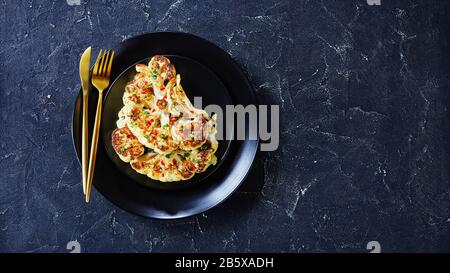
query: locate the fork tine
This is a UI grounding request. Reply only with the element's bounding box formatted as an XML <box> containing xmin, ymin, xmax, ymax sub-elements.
<box><xmin>99</xmin><ymin>50</ymin><xmax>108</xmax><ymax>77</ymax></box>
<box><xmin>101</xmin><ymin>50</ymin><xmax>111</xmax><ymax>77</ymax></box>
<box><xmin>106</xmin><ymin>51</ymin><xmax>114</xmax><ymax>78</ymax></box>
<box><xmin>93</xmin><ymin>49</ymin><xmax>103</xmax><ymax>76</ymax></box>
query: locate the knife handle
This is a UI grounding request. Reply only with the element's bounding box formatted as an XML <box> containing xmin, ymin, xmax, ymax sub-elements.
<box><xmin>85</xmin><ymin>92</ymin><xmax>103</xmax><ymax>203</ymax></box>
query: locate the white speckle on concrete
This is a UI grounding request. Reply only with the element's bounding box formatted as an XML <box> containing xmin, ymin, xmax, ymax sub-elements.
<box><xmin>66</xmin><ymin>0</ymin><xmax>81</xmax><ymax>6</ymax></box>
<box><xmin>120</xmin><ymin>34</ymin><xmax>132</xmax><ymax>41</ymax></box>
<box><xmin>158</xmin><ymin>0</ymin><xmax>185</xmax><ymax>24</ymax></box>
<box><xmin>300</xmin><ymin>178</ymin><xmax>317</xmax><ymax>196</ymax></box>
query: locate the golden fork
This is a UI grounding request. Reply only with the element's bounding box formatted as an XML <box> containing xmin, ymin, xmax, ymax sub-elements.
<box><xmin>85</xmin><ymin>49</ymin><xmax>114</xmax><ymax>203</ymax></box>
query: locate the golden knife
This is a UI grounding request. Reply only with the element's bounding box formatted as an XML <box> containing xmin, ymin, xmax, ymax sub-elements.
<box><xmin>79</xmin><ymin>47</ymin><xmax>92</xmax><ymax>195</ymax></box>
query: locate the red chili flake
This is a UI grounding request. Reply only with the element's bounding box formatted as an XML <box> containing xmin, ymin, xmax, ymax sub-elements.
<box><xmin>151</xmin><ymin>130</ymin><xmax>158</xmax><ymax>136</ymax></box>
<box><xmin>160</xmin><ymin>86</ymin><xmax>165</xmax><ymax>90</ymax></box>
<box><xmin>146</xmin><ymin>119</ymin><xmax>154</xmax><ymax>127</ymax></box>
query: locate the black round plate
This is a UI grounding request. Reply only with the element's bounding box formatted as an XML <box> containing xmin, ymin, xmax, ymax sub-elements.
<box><xmin>72</xmin><ymin>32</ymin><xmax>259</xmax><ymax>219</ymax></box>
<box><xmin>102</xmin><ymin>55</ymin><xmax>233</xmax><ymax>190</ymax></box>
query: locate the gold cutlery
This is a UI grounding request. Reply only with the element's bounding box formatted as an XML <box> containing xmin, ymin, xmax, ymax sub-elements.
<box><xmin>79</xmin><ymin>47</ymin><xmax>92</xmax><ymax>195</ymax></box>
<box><xmin>86</xmin><ymin>49</ymin><xmax>115</xmax><ymax>203</ymax></box>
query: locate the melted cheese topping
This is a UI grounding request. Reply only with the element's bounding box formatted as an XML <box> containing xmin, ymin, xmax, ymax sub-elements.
<box><xmin>112</xmin><ymin>55</ymin><xmax>219</xmax><ymax>182</ymax></box>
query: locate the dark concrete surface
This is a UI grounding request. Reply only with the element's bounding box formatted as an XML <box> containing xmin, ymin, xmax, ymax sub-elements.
<box><xmin>1</xmin><ymin>0</ymin><xmax>449</xmax><ymax>252</ymax></box>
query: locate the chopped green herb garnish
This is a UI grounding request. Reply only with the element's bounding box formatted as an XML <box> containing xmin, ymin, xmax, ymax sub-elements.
<box><xmin>165</xmin><ymin>154</ymin><xmax>171</xmax><ymax>158</ymax></box>
<box><xmin>183</xmin><ymin>152</ymin><xmax>190</xmax><ymax>158</ymax></box>
<box><xmin>162</xmin><ymin>124</ymin><xmax>169</xmax><ymax>128</ymax></box>
<box><xmin>199</xmin><ymin>144</ymin><xmax>209</xmax><ymax>151</ymax></box>
<box><xmin>152</xmin><ymin>69</ymin><xmax>158</xmax><ymax>79</ymax></box>
<box><xmin>144</xmin><ymin>135</ymin><xmax>150</xmax><ymax>139</ymax></box>
<box><xmin>161</xmin><ymin>134</ymin><xmax>168</xmax><ymax>140</ymax></box>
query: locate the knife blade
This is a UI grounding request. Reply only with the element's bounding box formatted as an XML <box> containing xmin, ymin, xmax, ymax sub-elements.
<box><xmin>79</xmin><ymin>47</ymin><xmax>91</xmax><ymax>195</ymax></box>
<box><xmin>80</xmin><ymin>47</ymin><xmax>92</xmax><ymax>96</ymax></box>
